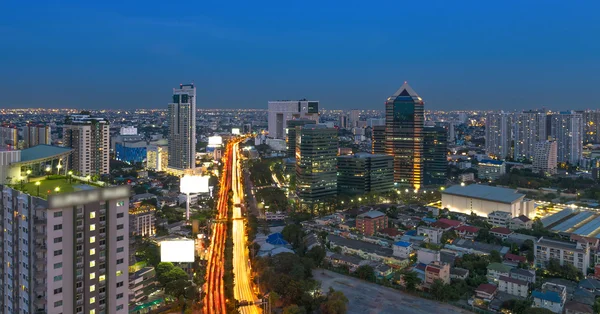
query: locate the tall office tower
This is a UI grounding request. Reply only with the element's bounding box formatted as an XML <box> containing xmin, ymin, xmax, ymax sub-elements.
<box><xmin>285</xmin><ymin>119</ymin><xmax>316</xmax><ymax>158</ymax></box>
<box><xmin>23</xmin><ymin>124</ymin><xmax>51</xmax><ymax>148</ymax></box>
<box><xmin>339</xmin><ymin>114</ymin><xmax>349</xmax><ymax>129</ymax></box>
<box><xmin>548</xmin><ymin>111</ymin><xmax>583</xmax><ymax>165</ymax></box>
<box><xmin>533</xmin><ymin>140</ymin><xmax>558</xmax><ymax>175</ymax></box>
<box><xmin>337</xmin><ymin>153</ymin><xmax>394</xmax><ymax>195</ymax></box>
<box><xmin>295</xmin><ymin>124</ymin><xmax>338</xmax><ymax>207</ymax></box>
<box><xmin>63</xmin><ymin>114</ymin><xmax>110</xmax><ymax>176</ymax></box>
<box><xmin>485</xmin><ymin>111</ymin><xmax>513</xmax><ymax>159</ymax></box>
<box><xmin>513</xmin><ymin>110</ymin><xmax>547</xmax><ymax>160</ymax></box>
<box><xmin>268</xmin><ymin>100</ymin><xmax>319</xmax><ymax>139</ymax></box>
<box><xmin>168</xmin><ymin>84</ymin><xmax>196</xmax><ymax>171</ymax></box>
<box><xmin>385</xmin><ymin>82</ymin><xmax>424</xmax><ymax>189</ymax></box>
<box><xmin>423</xmin><ymin>126</ymin><xmax>448</xmax><ymax>185</ymax></box>
<box><xmin>372</xmin><ymin>125</ymin><xmax>386</xmax><ymax>154</ymax></box>
<box><xmin>0</xmin><ymin>125</ymin><xmax>18</xmax><ymax>149</ymax></box>
<box><xmin>582</xmin><ymin>110</ymin><xmax>600</xmax><ymax>144</ymax></box>
<box><xmin>367</xmin><ymin>118</ymin><xmax>385</xmax><ymax>128</ymax></box>
<box><xmin>0</xmin><ymin>185</ymin><xmax>130</xmax><ymax>314</ymax></box>
<box><xmin>348</xmin><ymin>110</ymin><xmax>360</xmax><ymax>128</ymax></box>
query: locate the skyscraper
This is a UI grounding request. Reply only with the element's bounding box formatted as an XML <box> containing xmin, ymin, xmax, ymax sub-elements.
<box><xmin>582</xmin><ymin>110</ymin><xmax>600</xmax><ymax>144</ymax></box>
<box><xmin>423</xmin><ymin>126</ymin><xmax>448</xmax><ymax>185</ymax></box>
<box><xmin>372</xmin><ymin>125</ymin><xmax>386</xmax><ymax>154</ymax></box>
<box><xmin>0</xmin><ymin>125</ymin><xmax>18</xmax><ymax>149</ymax></box>
<box><xmin>548</xmin><ymin>111</ymin><xmax>583</xmax><ymax>165</ymax></box>
<box><xmin>168</xmin><ymin>84</ymin><xmax>196</xmax><ymax>171</ymax></box>
<box><xmin>295</xmin><ymin>124</ymin><xmax>338</xmax><ymax>207</ymax></box>
<box><xmin>0</xmin><ymin>184</ymin><xmax>130</xmax><ymax>314</ymax></box>
<box><xmin>485</xmin><ymin>111</ymin><xmax>513</xmax><ymax>159</ymax></box>
<box><xmin>63</xmin><ymin>114</ymin><xmax>110</xmax><ymax>176</ymax></box>
<box><xmin>286</xmin><ymin>119</ymin><xmax>316</xmax><ymax>158</ymax></box>
<box><xmin>23</xmin><ymin>124</ymin><xmax>51</xmax><ymax>148</ymax></box>
<box><xmin>533</xmin><ymin>140</ymin><xmax>558</xmax><ymax>175</ymax></box>
<box><xmin>513</xmin><ymin>110</ymin><xmax>547</xmax><ymax>161</ymax></box>
<box><xmin>337</xmin><ymin>153</ymin><xmax>393</xmax><ymax>195</ymax></box>
<box><xmin>268</xmin><ymin>100</ymin><xmax>319</xmax><ymax>139</ymax></box>
<box><xmin>385</xmin><ymin>82</ymin><xmax>424</xmax><ymax>189</ymax></box>
<box><xmin>348</xmin><ymin>109</ymin><xmax>360</xmax><ymax>128</ymax></box>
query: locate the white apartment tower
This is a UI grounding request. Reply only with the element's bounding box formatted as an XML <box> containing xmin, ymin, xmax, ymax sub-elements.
<box><xmin>63</xmin><ymin>114</ymin><xmax>110</xmax><ymax>176</ymax></box>
<box><xmin>548</xmin><ymin>111</ymin><xmax>583</xmax><ymax>165</ymax></box>
<box><xmin>168</xmin><ymin>84</ymin><xmax>196</xmax><ymax>170</ymax></box>
<box><xmin>267</xmin><ymin>100</ymin><xmax>319</xmax><ymax>139</ymax></box>
<box><xmin>533</xmin><ymin>140</ymin><xmax>558</xmax><ymax>175</ymax></box>
<box><xmin>485</xmin><ymin>111</ymin><xmax>513</xmax><ymax>159</ymax></box>
<box><xmin>513</xmin><ymin>110</ymin><xmax>547</xmax><ymax>160</ymax></box>
<box><xmin>0</xmin><ymin>185</ymin><xmax>130</xmax><ymax>314</ymax></box>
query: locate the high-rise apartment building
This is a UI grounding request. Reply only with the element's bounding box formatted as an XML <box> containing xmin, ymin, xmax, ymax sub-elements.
<box><xmin>337</xmin><ymin>153</ymin><xmax>394</xmax><ymax>195</ymax></box>
<box><xmin>268</xmin><ymin>100</ymin><xmax>319</xmax><ymax>139</ymax></box>
<box><xmin>146</xmin><ymin>145</ymin><xmax>168</xmax><ymax>171</ymax></box>
<box><xmin>168</xmin><ymin>84</ymin><xmax>196</xmax><ymax>171</ymax></box>
<box><xmin>485</xmin><ymin>111</ymin><xmax>512</xmax><ymax>159</ymax></box>
<box><xmin>581</xmin><ymin>110</ymin><xmax>600</xmax><ymax>144</ymax></box>
<box><xmin>548</xmin><ymin>111</ymin><xmax>583</xmax><ymax>165</ymax></box>
<box><xmin>339</xmin><ymin>114</ymin><xmax>349</xmax><ymax>129</ymax></box>
<box><xmin>0</xmin><ymin>125</ymin><xmax>18</xmax><ymax>149</ymax></box>
<box><xmin>63</xmin><ymin>114</ymin><xmax>110</xmax><ymax>176</ymax></box>
<box><xmin>285</xmin><ymin>119</ymin><xmax>316</xmax><ymax>158</ymax></box>
<box><xmin>513</xmin><ymin>110</ymin><xmax>547</xmax><ymax>160</ymax></box>
<box><xmin>0</xmin><ymin>185</ymin><xmax>130</xmax><ymax>314</ymax></box>
<box><xmin>295</xmin><ymin>124</ymin><xmax>338</xmax><ymax>207</ymax></box>
<box><xmin>348</xmin><ymin>109</ymin><xmax>360</xmax><ymax>128</ymax></box>
<box><xmin>371</xmin><ymin>125</ymin><xmax>386</xmax><ymax>154</ymax></box>
<box><xmin>533</xmin><ymin>140</ymin><xmax>557</xmax><ymax>175</ymax></box>
<box><xmin>423</xmin><ymin>126</ymin><xmax>447</xmax><ymax>186</ymax></box>
<box><xmin>385</xmin><ymin>82</ymin><xmax>424</xmax><ymax>188</ymax></box>
<box><xmin>23</xmin><ymin>124</ymin><xmax>51</xmax><ymax>148</ymax></box>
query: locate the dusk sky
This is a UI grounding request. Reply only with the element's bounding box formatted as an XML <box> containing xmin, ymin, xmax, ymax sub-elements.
<box><xmin>1</xmin><ymin>1</ymin><xmax>599</xmax><ymax>110</ymax></box>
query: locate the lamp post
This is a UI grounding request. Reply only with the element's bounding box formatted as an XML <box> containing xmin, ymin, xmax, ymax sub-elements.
<box><xmin>45</xmin><ymin>166</ymin><xmax>51</xmax><ymax>178</ymax></box>
<box><xmin>19</xmin><ymin>175</ymin><xmax>24</xmax><ymax>190</ymax></box>
<box><xmin>35</xmin><ymin>181</ymin><xmax>41</xmax><ymax>197</ymax></box>
<box><xmin>86</xmin><ymin>175</ymin><xmax>91</xmax><ymax>183</ymax></box>
<box><xmin>54</xmin><ymin>187</ymin><xmax>60</xmax><ymax>194</ymax></box>
<box><xmin>56</xmin><ymin>164</ymin><xmax>62</xmax><ymax>175</ymax></box>
<box><xmin>68</xmin><ymin>170</ymin><xmax>73</xmax><ymax>183</ymax></box>
<box><xmin>26</xmin><ymin>169</ymin><xmax>31</xmax><ymax>183</ymax></box>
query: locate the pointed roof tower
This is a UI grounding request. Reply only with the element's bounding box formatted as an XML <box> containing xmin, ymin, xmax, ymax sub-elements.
<box><xmin>392</xmin><ymin>81</ymin><xmax>420</xmax><ymax>98</ymax></box>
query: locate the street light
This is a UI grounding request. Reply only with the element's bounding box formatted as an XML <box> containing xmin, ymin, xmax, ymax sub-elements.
<box><xmin>19</xmin><ymin>175</ymin><xmax>24</xmax><ymax>190</ymax></box>
<box><xmin>35</xmin><ymin>181</ymin><xmax>41</xmax><ymax>196</ymax></box>
<box><xmin>86</xmin><ymin>175</ymin><xmax>91</xmax><ymax>183</ymax></box>
<box><xmin>54</xmin><ymin>187</ymin><xmax>60</xmax><ymax>193</ymax></box>
<box><xmin>68</xmin><ymin>170</ymin><xmax>73</xmax><ymax>183</ymax></box>
<box><xmin>45</xmin><ymin>166</ymin><xmax>51</xmax><ymax>178</ymax></box>
<box><xmin>56</xmin><ymin>164</ymin><xmax>62</xmax><ymax>175</ymax></box>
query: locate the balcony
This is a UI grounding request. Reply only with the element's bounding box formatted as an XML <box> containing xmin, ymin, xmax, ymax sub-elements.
<box><xmin>76</xmin><ymin>286</ymin><xmax>83</xmax><ymax>294</ymax></box>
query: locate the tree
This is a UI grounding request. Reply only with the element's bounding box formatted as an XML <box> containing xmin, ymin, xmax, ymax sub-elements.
<box><xmin>402</xmin><ymin>271</ymin><xmax>422</xmax><ymax>291</ymax></box>
<box><xmin>489</xmin><ymin>250</ymin><xmax>502</xmax><ymax>263</ymax></box>
<box><xmin>441</xmin><ymin>230</ymin><xmax>457</xmax><ymax>244</ymax></box>
<box><xmin>523</xmin><ymin>308</ymin><xmax>556</xmax><ymax>314</ymax></box>
<box><xmin>305</xmin><ymin>246</ymin><xmax>326</xmax><ymax>266</ymax></box>
<box><xmin>354</xmin><ymin>265</ymin><xmax>376</xmax><ymax>282</ymax></box>
<box><xmin>320</xmin><ymin>288</ymin><xmax>349</xmax><ymax>314</ymax></box>
<box><xmin>283</xmin><ymin>304</ymin><xmax>305</xmax><ymax>314</ymax></box>
<box><xmin>282</xmin><ymin>224</ymin><xmax>304</xmax><ymax>248</ymax></box>
<box><xmin>430</xmin><ymin>279</ymin><xmax>447</xmax><ymax>301</ymax></box>
<box><xmin>526</xmin><ymin>250</ymin><xmax>534</xmax><ymax>263</ymax></box>
<box><xmin>502</xmin><ymin>299</ymin><xmax>532</xmax><ymax>314</ymax></box>
<box><xmin>156</xmin><ymin>262</ymin><xmax>175</xmax><ymax>287</ymax></box>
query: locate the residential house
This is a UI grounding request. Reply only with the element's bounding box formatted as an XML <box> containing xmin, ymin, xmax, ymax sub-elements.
<box><xmin>564</xmin><ymin>301</ymin><xmax>594</xmax><ymax>314</ymax></box>
<box><xmin>578</xmin><ymin>278</ymin><xmax>600</xmax><ymax>295</ymax></box>
<box><xmin>378</xmin><ymin>227</ymin><xmax>404</xmax><ymax>240</ymax></box>
<box><xmin>327</xmin><ymin>234</ymin><xmax>404</xmax><ymax>266</ymax></box>
<box><xmin>417</xmin><ymin>248</ymin><xmax>440</xmax><ymax>265</ymax></box>
<box><xmin>393</xmin><ymin>241</ymin><xmax>413</xmax><ymax>259</ymax></box>
<box><xmin>570</xmin><ymin>234</ymin><xmax>599</xmax><ymax>265</ymax></box>
<box><xmin>450</xmin><ymin>267</ymin><xmax>470</xmax><ymax>280</ymax></box>
<box><xmin>503</xmin><ymin>253</ymin><xmax>527</xmax><ymax>268</ymax></box>
<box><xmin>455</xmin><ymin>225</ymin><xmax>480</xmax><ymax>239</ymax></box>
<box><xmin>532</xmin><ymin>282</ymin><xmax>567</xmax><ymax>314</ymax></box>
<box><xmin>304</xmin><ymin>233</ymin><xmax>322</xmax><ymax>251</ymax></box>
<box><xmin>487</xmin><ymin>263</ymin><xmax>512</xmax><ymax>284</ymax></box>
<box><xmin>498</xmin><ymin>275</ymin><xmax>529</xmax><ymax>298</ymax></box>
<box><xmin>417</xmin><ymin>225</ymin><xmax>444</xmax><ymax>244</ymax></box>
<box><xmin>490</xmin><ymin>227</ymin><xmax>513</xmax><ymax>240</ymax></box>
<box><xmin>445</xmin><ymin>239</ymin><xmax>510</xmax><ymax>256</ymax></box>
<box><xmin>510</xmin><ymin>268</ymin><xmax>536</xmax><ymax>284</ymax></box>
<box><xmin>370</xmin><ymin>261</ymin><xmax>394</xmax><ymax>279</ymax></box>
<box><xmin>437</xmin><ymin>218</ymin><xmax>464</xmax><ymax>228</ymax></box>
<box><xmin>488</xmin><ymin>211</ymin><xmax>512</xmax><ymax>227</ymax></box>
<box><xmin>475</xmin><ymin>283</ymin><xmax>498</xmax><ymax>302</ymax></box>
<box><xmin>510</xmin><ymin>215</ymin><xmax>533</xmax><ymax>230</ymax></box>
<box><xmin>328</xmin><ymin>253</ymin><xmax>368</xmax><ymax>271</ymax></box>
<box><xmin>425</xmin><ymin>261</ymin><xmax>451</xmax><ymax>286</ymax></box>
<box><xmin>535</xmin><ymin>237</ymin><xmax>590</xmax><ymax>275</ymax></box>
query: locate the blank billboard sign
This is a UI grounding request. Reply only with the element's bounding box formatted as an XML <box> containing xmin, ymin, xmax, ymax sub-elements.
<box><xmin>180</xmin><ymin>175</ymin><xmax>210</xmax><ymax>194</ymax></box>
<box><xmin>232</xmin><ymin>128</ymin><xmax>240</xmax><ymax>135</ymax></box>
<box><xmin>160</xmin><ymin>239</ymin><xmax>195</xmax><ymax>263</ymax></box>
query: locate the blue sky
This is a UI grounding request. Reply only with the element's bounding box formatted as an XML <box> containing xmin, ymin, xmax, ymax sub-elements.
<box><xmin>1</xmin><ymin>0</ymin><xmax>598</xmax><ymax>110</ymax></box>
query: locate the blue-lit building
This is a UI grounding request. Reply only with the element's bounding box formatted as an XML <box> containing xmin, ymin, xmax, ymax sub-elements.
<box><xmin>116</xmin><ymin>143</ymin><xmax>147</xmax><ymax>164</ymax></box>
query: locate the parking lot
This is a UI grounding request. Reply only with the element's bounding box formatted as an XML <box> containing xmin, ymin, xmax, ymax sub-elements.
<box><xmin>313</xmin><ymin>269</ymin><xmax>471</xmax><ymax>314</ymax></box>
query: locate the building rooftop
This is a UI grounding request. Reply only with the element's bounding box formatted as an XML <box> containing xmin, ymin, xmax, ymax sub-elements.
<box><xmin>541</xmin><ymin>207</ymin><xmax>575</xmax><ymax>227</ymax></box>
<box><xmin>479</xmin><ymin>159</ymin><xmax>504</xmax><ymax>165</ymax></box>
<box><xmin>532</xmin><ymin>289</ymin><xmax>563</xmax><ymax>303</ymax></box>
<box><xmin>455</xmin><ymin>225</ymin><xmax>480</xmax><ymax>234</ymax></box>
<box><xmin>499</xmin><ymin>275</ymin><xmax>527</xmax><ymax>286</ymax></box>
<box><xmin>487</xmin><ymin>263</ymin><xmax>512</xmax><ymax>273</ymax></box>
<box><xmin>490</xmin><ymin>227</ymin><xmax>513</xmax><ymax>235</ymax></box>
<box><xmin>393</xmin><ymin>241</ymin><xmax>412</xmax><ymax>248</ymax></box>
<box><xmin>357</xmin><ymin>210</ymin><xmax>386</xmax><ymax>219</ymax></box>
<box><xmin>537</xmin><ymin>237</ymin><xmax>585</xmax><ymax>252</ymax></box>
<box><xmin>450</xmin><ymin>267</ymin><xmax>469</xmax><ymax>277</ymax></box>
<box><xmin>552</xmin><ymin>211</ymin><xmax>595</xmax><ymax>232</ymax></box>
<box><xmin>437</xmin><ymin>218</ymin><xmax>463</xmax><ymax>228</ymax></box>
<box><xmin>327</xmin><ymin>234</ymin><xmax>394</xmax><ymax>258</ymax></box>
<box><xmin>450</xmin><ymin>238</ymin><xmax>510</xmax><ymax>255</ymax></box>
<box><xmin>442</xmin><ymin>184</ymin><xmax>525</xmax><ymax>204</ymax></box>
<box><xmin>17</xmin><ymin>144</ymin><xmax>73</xmax><ymax>164</ymax></box>
<box><xmin>476</xmin><ymin>283</ymin><xmax>498</xmax><ymax>295</ymax></box>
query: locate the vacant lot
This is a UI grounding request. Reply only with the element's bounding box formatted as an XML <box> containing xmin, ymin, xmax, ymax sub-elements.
<box><xmin>313</xmin><ymin>269</ymin><xmax>471</xmax><ymax>314</ymax></box>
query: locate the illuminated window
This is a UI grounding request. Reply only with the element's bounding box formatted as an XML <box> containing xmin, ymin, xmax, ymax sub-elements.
<box><xmin>90</xmin><ymin>212</ymin><xmax>96</xmax><ymax>219</ymax></box>
<box><xmin>90</xmin><ymin>224</ymin><xmax>95</xmax><ymax>231</ymax></box>
<box><xmin>90</xmin><ymin>272</ymin><xmax>95</xmax><ymax>280</ymax></box>
<box><xmin>116</xmin><ymin>270</ymin><xmax>123</xmax><ymax>277</ymax></box>
<box><xmin>90</xmin><ymin>236</ymin><xmax>95</xmax><ymax>244</ymax></box>
<box><xmin>90</xmin><ymin>248</ymin><xmax>96</xmax><ymax>255</ymax></box>
<box><xmin>90</xmin><ymin>310</ymin><xmax>95</xmax><ymax>314</ymax></box>
<box><xmin>99</xmin><ymin>275</ymin><xmax>106</xmax><ymax>282</ymax></box>
<box><xmin>90</xmin><ymin>260</ymin><xmax>95</xmax><ymax>268</ymax></box>
<box><xmin>89</xmin><ymin>285</ymin><xmax>95</xmax><ymax>292</ymax></box>
<box><xmin>89</xmin><ymin>297</ymin><xmax>95</xmax><ymax>304</ymax></box>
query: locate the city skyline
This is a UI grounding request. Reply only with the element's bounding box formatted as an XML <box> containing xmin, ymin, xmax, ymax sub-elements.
<box><xmin>1</xmin><ymin>1</ymin><xmax>599</xmax><ymax>110</ymax></box>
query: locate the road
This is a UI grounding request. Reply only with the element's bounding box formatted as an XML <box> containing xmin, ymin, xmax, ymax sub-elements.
<box><xmin>231</xmin><ymin>141</ymin><xmax>260</xmax><ymax>314</ymax></box>
<box><xmin>313</xmin><ymin>269</ymin><xmax>471</xmax><ymax>314</ymax></box>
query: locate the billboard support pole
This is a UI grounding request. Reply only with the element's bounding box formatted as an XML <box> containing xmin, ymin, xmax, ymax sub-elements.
<box><xmin>186</xmin><ymin>192</ymin><xmax>190</xmax><ymax>221</ymax></box>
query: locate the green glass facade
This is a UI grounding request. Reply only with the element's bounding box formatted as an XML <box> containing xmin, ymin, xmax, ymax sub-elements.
<box><xmin>423</xmin><ymin>126</ymin><xmax>447</xmax><ymax>185</ymax></box>
<box><xmin>337</xmin><ymin>153</ymin><xmax>394</xmax><ymax>195</ymax></box>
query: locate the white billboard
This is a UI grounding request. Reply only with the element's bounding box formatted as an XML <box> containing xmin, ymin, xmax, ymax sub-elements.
<box><xmin>208</xmin><ymin>136</ymin><xmax>223</xmax><ymax>147</ymax></box>
<box><xmin>232</xmin><ymin>128</ymin><xmax>240</xmax><ymax>135</ymax></box>
<box><xmin>160</xmin><ymin>239</ymin><xmax>195</xmax><ymax>263</ymax></box>
<box><xmin>180</xmin><ymin>175</ymin><xmax>210</xmax><ymax>194</ymax></box>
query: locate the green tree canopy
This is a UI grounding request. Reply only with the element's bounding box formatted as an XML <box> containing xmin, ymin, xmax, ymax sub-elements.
<box><xmin>320</xmin><ymin>288</ymin><xmax>349</xmax><ymax>314</ymax></box>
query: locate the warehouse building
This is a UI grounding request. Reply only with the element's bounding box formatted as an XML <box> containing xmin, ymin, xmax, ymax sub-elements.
<box><xmin>441</xmin><ymin>184</ymin><xmax>535</xmax><ymax>218</ymax></box>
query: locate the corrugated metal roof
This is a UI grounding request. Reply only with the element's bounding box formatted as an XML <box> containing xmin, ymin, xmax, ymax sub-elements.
<box><xmin>442</xmin><ymin>184</ymin><xmax>524</xmax><ymax>204</ymax></box>
<box><xmin>551</xmin><ymin>211</ymin><xmax>594</xmax><ymax>232</ymax></box>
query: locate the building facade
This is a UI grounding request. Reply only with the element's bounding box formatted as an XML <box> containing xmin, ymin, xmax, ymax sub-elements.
<box><xmin>498</xmin><ymin>275</ymin><xmax>529</xmax><ymax>298</ymax></box>
<box><xmin>295</xmin><ymin>124</ymin><xmax>338</xmax><ymax>207</ymax></box>
<box><xmin>582</xmin><ymin>110</ymin><xmax>600</xmax><ymax>144</ymax></box>
<box><xmin>423</xmin><ymin>126</ymin><xmax>447</xmax><ymax>186</ymax></box>
<box><xmin>63</xmin><ymin>114</ymin><xmax>110</xmax><ymax>176</ymax></box>
<box><xmin>146</xmin><ymin>145</ymin><xmax>168</xmax><ymax>171</ymax></box>
<box><xmin>355</xmin><ymin>210</ymin><xmax>388</xmax><ymax>236</ymax></box>
<box><xmin>371</xmin><ymin>125</ymin><xmax>386</xmax><ymax>154</ymax></box>
<box><xmin>0</xmin><ymin>125</ymin><xmax>18</xmax><ymax>149</ymax></box>
<box><xmin>130</xmin><ymin>204</ymin><xmax>156</xmax><ymax>237</ymax></box>
<box><xmin>425</xmin><ymin>261</ymin><xmax>450</xmax><ymax>286</ymax></box>
<box><xmin>168</xmin><ymin>84</ymin><xmax>196</xmax><ymax>171</ymax></box>
<box><xmin>548</xmin><ymin>111</ymin><xmax>583</xmax><ymax>165</ymax></box>
<box><xmin>485</xmin><ymin>111</ymin><xmax>513</xmax><ymax>159</ymax></box>
<box><xmin>533</xmin><ymin>140</ymin><xmax>558</xmax><ymax>175</ymax></box>
<box><xmin>268</xmin><ymin>100</ymin><xmax>319</xmax><ymax>139</ymax></box>
<box><xmin>337</xmin><ymin>153</ymin><xmax>393</xmax><ymax>195</ymax></box>
<box><xmin>535</xmin><ymin>237</ymin><xmax>590</xmax><ymax>275</ymax></box>
<box><xmin>23</xmin><ymin>124</ymin><xmax>51</xmax><ymax>148</ymax></box>
<box><xmin>285</xmin><ymin>119</ymin><xmax>316</xmax><ymax>158</ymax></box>
<box><xmin>0</xmin><ymin>185</ymin><xmax>130</xmax><ymax>314</ymax></box>
<box><xmin>385</xmin><ymin>82</ymin><xmax>425</xmax><ymax>189</ymax></box>
<box><xmin>513</xmin><ymin>110</ymin><xmax>547</xmax><ymax>161</ymax></box>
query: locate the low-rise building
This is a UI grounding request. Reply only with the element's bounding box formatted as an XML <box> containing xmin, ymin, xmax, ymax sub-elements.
<box><xmin>477</xmin><ymin>159</ymin><xmax>506</xmax><ymax>181</ymax></box>
<box><xmin>328</xmin><ymin>253</ymin><xmax>368</xmax><ymax>272</ymax></box>
<box><xmin>498</xmin><ymin>275</ymin><xmax>528</xmax><ymax>298</ymax></box>
<box><xmin>425</xmin><ymin>261</ymin><xmax>450</xmax><ymax>286</ymax></box>
<box><xmin>417</xmin><ymin>248</ymin><xmax>440</xmax><ymax>265</ymax></box>
<box><xmin>564</xmin><ymin>301</ymin><xmax>594</xmax><ymax>314</ymax></box>
<box><xmin>445</xmin><ymin>239</ymin><xmax>510</xmax><ymax>256</ymax></box>
<box><xmin>510</xmin><ymin>215</ymin><xmax>533</xmax><ymax>230</ymax></box>
<box><xmin>393</xmin><ymin>241</ymin><xmax>413</xmax><ymax>259</ymax></box>
<box><xmin>486</xmin><ymin>263</ymin><xmax>512</xmax><ymax>284</ymax></box>
<box><xmin>490</xmin><ymin>227</ymin><xmax>513</xmax><ymax>240</ymax></box>
<box><xmin>510</xmin><ymin>268</ymin><xmax>536</xmax><ymax>284</ymax></box>
<box><xmin>450</xmin><ymin>267</ymin><xmax>469</xmax><ymax>280</ymax></box>
<box><xmin>503</xmin><ymin>253</ymin><xmax>527</xmax><ymax>268</ymax></box>
<box><xmin>535</xmin><ymin>237</ymin><xmax>590</xmax><ymax>275</ymax></box>
<box><xmin>130</xmin><ymin>204</ymin><xmax>157</xmax><ymax>237</ymax></box>
<box><xmin>356</xmin><ymin>210</ymin><xmax>388</xmax><ymax>236</ymax></box>
<box><xmin>129</xmin><ymin>267</ymin><xmax>157</xmax><ymax>304</ymax></box>
<box><xmin>327</xmin><ymin>234</ymin><xmax>402</xmax><ymax>265</ymax></box>
<box><xmin>417</xmin><ymin>225</ymin><xmax>444</xmax><ymax>244</ymax></box>
<box><xmin>475</xmin><ymin>283</ymin><xmax>498</xmax><ymax>302</ymax></box>
<box><xmin>455</xmin><ymin>225</ymin><xmax>480</xmax><ymax>239</ymax></box>
<box><xmin>488</xmin><ymin>211</ymin><xmax>512</xmax><ymax>227</ymax></box>
<box><xmin>533</xmin><ymin>282</ymin><xmax>567</xmax><ymax>313</ymax></box>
